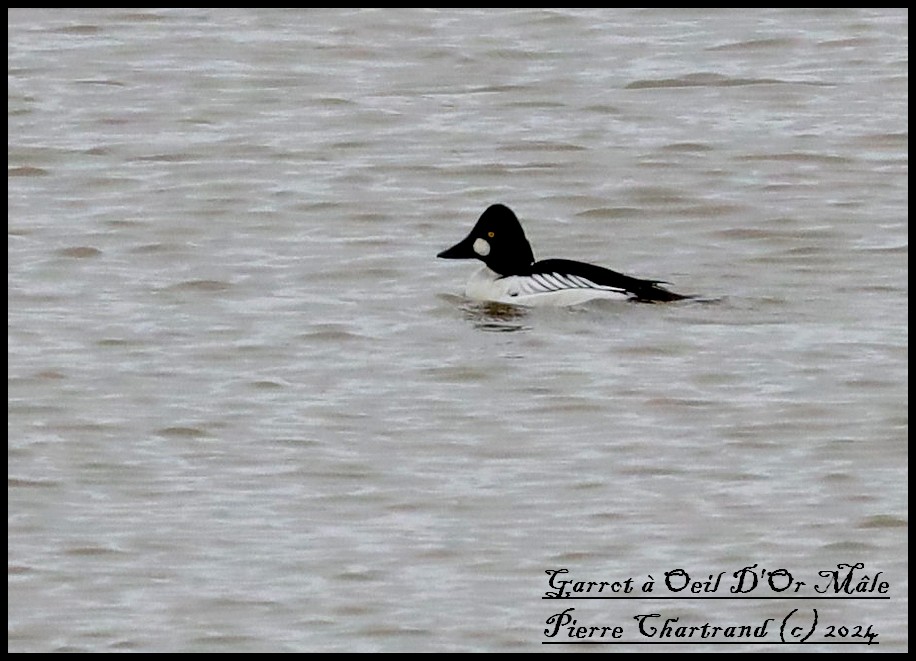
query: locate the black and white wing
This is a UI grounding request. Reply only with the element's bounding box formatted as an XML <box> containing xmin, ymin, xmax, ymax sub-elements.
<box><xmin>522</xmin><ymin>259</ymin><xmax>686</xmax><ymax>302</ymax></box>
<box><xmin>516</xmin><ymin>268</ymin><xmax>627</xmax><ymax>297</ymax></box>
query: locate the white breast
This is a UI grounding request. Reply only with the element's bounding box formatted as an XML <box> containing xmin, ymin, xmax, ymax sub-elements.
<box><xmin>464</xmin><ymin>266</ymin><xmax>629</xmax><ymax>307</ymax></box>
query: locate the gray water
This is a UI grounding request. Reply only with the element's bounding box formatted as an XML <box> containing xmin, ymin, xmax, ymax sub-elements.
<box><xmin>8</xmin><ymin>8</ymin><xmax>908</xmax><ymax>652</ymax></box>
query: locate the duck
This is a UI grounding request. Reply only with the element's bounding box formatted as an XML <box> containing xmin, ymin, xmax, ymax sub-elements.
<box><xmin>437</xmin><ymin>204</ymin><xmax>687</xmax><ymax>306</ymax></box>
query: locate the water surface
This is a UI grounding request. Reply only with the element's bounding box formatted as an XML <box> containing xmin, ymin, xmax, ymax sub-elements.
<box><xmin>8</xmin><ymin>8</ymin><xmax>908</xmax><ymax>652</ymax></box>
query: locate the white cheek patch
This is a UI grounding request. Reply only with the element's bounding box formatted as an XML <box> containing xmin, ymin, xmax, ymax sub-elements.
<box><xmin>473</xmin><ymin>238</ymin><xmax>491</xmax><ymax>256</ymax></box>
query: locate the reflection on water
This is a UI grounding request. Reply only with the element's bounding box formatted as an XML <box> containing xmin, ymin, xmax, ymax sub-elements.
<box><xmin>461</xmin><ymin>300</ymin><xmax>532</xmax><ymax>333</ymax></box>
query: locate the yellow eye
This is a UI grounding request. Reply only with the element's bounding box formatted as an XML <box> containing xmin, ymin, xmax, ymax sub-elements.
<box><xmin>487</xmin><ymin>231</ymin><xmax>495</xmax><ymax>238</ymax></box>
